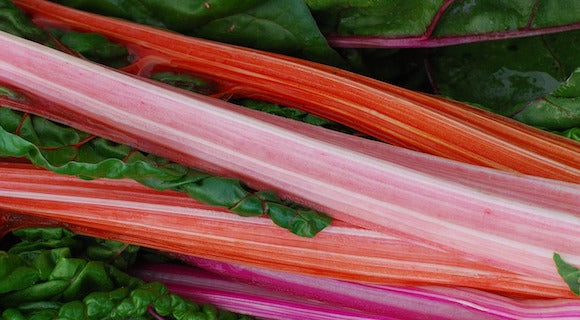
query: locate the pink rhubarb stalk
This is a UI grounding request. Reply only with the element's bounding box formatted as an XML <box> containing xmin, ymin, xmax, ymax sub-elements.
<box><xmin>143</xmin><ymin>259</ymin><xmax>580</xmax><ymax>320</ymax></box>
<box><xmin>136</xmin><ymin>264</ymin><xmax>392</xmax><ymax>320</ymax></box>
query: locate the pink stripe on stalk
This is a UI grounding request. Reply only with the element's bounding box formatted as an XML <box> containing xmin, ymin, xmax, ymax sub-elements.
<box><xmin>137</xmin><ymin>261</ymin><xmax>580</xmax><ymax>320</ymax></box>
<box><xmin>178</xmin><ymin>257</ymin><xmax>580</xmax><ymax>320</ymax></box>
<box><xmin>181</xmin><ymin>257</ymin><xmax>503</xmax><ymax>320</ymax></box>
<box><xmin>0</xmin><ymin>31</ymin><xmax>578</xmax><ymax>283</ymax></box>
<box><xmin>135</xmin><ymin>264</ymin><xmax>423</xmax><ymax>320</ymax></box>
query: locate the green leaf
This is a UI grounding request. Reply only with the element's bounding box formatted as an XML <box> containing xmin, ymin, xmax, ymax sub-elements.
<box><xmin>55</xmin><ymin>260</ymin><xmax>116</xmax><ymax>301</ymax></box>
<box><xmin>555</xmin><ymin>127</ymin><xmax>580</xmax><ymax>141</ymax></box>
<box><xmin>50</xmin><ymin>0</ymin><xmax>345</xmax><ymax>66</ymax></box>
<box><xmin>11</xmin><ymin>228</ymin><xmax>76</xmax><ymax>243</ymax></box>
<box><xmin>192</xmin><ymin>0</ymin><xmax>344</xmax><ymax>65</ymax></box>
<box><xmin>150</xmin><ymin>72</ymin><xmax>217</xmax><ymax>95</ymax></box>
<box><xmin>429</xmin><ymin>30</ymin><xmax>580</xmax><ymax>134</ymax></box>
<box><xmin>430</xmin><ymin>31</ymin><xmax>579</xmax><ymax>113</ymax></box>
<box><xmin>13</xmin><ymin>301</ymin><xmax>62</xmax><ymax>316</ymax></box>
<box><xmin>0</xmin><ymin>0</ymin><xmax>57</xmax><ymax>47</ymax></box>
<box><xmin>308</xmin><ymin>0</ymin><xmax>446</xmax><ymax>36</ymax></box>
<box><xmin>8</xmin><ymin>228</ymin><xmax>81</xmax><ymax>255</ymax></box>
<box><xmin>436</xmin><ymin>0</ymin><xmax>580</xmax><ymax>36</ymax></box>
<box><xmin>0</xmin><ymin>107</ymin><xmax>331</xmax><ymax>237</ymax></box>
<box><xmin>18</xmin><ymin>248</ymin><xmax>72</xmax><ymax>281</ymax></box>
<box><xmin>435</xmin><ymin>0</ymin><xmax>534</xmax><ymax>36</ymax></box>
<box><xmin>1</xmin><ymin>279</ymin><xmax>71</xmax><ymax>307</ymax></box>
<box><xmin>307</xmin><ymin>0</ymin><xmax>580</xmax><ymax>40</ymax></box>
<box><xmin>50</xmin><ymin>30</ymin><xmax>130</xmax><ymax>68</ymax></box>
<box><xmin>2</xmin><ymin>308</ymin><xmax>28</xmax><ymax>320</ymax></box>
<box><xmin>81</xmin><ymin>237</ymin><xmax>140</xmax><ymax>271</ymax></box>
<box><xmin>0</xmin><ymin>253</ymin><xmax>40</xmax><ymax>295</ymax></box>
<box><xmin>512</xmin><ymin>68</ymin><xmax>580</xmax><ymax>130</ymax></box>
<box><xmin>55</xmin><ymin>301</ymin><xmax>85</xmax><ymax>320</ymax></box>
<box><xmin>1</xmin><ymin>227</ymin><xmax>255</xmax><ymax>319</ymax></box>
<box><xmin>553</xmin><ymin>252</ymin><xmax>580</xmax><ymax>295</ymax></box>
<box><xmin>233</xmin><ymin>98</ymin><xmax>361</xmax><ymax>134</ymax></box>
<box><xmin>51</xmin><ymin>0</ymin><xmax>167</xmax><ymax>28</ymax></box>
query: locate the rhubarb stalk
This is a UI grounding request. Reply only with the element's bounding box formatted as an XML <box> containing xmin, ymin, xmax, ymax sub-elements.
<box><xmin>147</xmin><ymin>258</ymin><xmax>580</xmax><ymax>320</ymax></box>
<box><xmin>0</xmin><ymin>12</ymin><xmax>578</xmax><ymax>295</ymax></box>
<box><xmin>11</xmin><ymin>0</ymin><xmax>580</xmax><ymax>182</ymax></box>
<box><xmin>0</xmin><ymin>163</ymin><xmax>573</xmax><ymax>298</ymax></box>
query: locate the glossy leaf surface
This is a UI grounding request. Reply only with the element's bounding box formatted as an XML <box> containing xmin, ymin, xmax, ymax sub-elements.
<box><xmin>429</xmin><ymin>30</ymin><xmax>580</xmax><ymax>135</ymax></box>
<box><xmin>319</xmin><ymin>0</ymin><xmax>580</xmax><ymax>48</ymax></box>
<box><xmin>512</xmin><ymin>68</ymin><xmax>580</xmax><ymax>131</ymax></box>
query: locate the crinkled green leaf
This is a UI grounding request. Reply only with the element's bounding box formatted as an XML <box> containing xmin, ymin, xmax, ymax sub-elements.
<box><xmin>57</xmin><ymin>260</ymin><xmax>116</xmax><ymax>301</ymax></box>
<box><xmin>50</xmin><ymin>0</ymin><xmax>345</xmax><ymax>66</ymax></box>
<box><xmin>555</xmin><ymin>127</ymin><xmax>580</xmax><ymax>141</ymax></box>
<box><xmin>13</xmin><ymin>301</ymin><xmax>62</xmax><ymax>316</ymax></box>
<box><xmin>11</xmin><ymin>228</ymin><xmax>76</xmax><ymax>243</ymax></box>
<box><xmin>1</xmin><ymin>256</ymin><xmax>122</xmax><ymax>306</ymax></box>
<box><xmin>0</xmin><ymin>104</ymin><xmax>331</xmax><ymax>237</ymax></box>
<box><xmin>7</xmin><ymin>236</ymin><xmax>81</xmax><ymax>257</ymax></box>
<box><xmin>0</xmin><ymin>253</ymin><xmax>40</xmax><ymax>295</ymax></box>
<box><xmin>81</xmin><ymin>237</ymin><xmax>140</xmax><ymax>271</ymax></box>
<box><xmin>0</xmin><ymin>0</ymin><xmax>56</xmax><ymax>47</ymax></box>
<box><xmin>1</xmin><ymin>228</ymin><xmax>213</xmax><ymax>319</ymax></box>
<box><xmin>553</xmin><ymin>252</ymin><xmax>580</xmax><ymax>295</ymax></box>
<box><xmin>1</xmin><ymin>226</ymin><xmax>256</xmax><ymax>320</ymax></box>
<box><xmin>512</xmin><ymin>68</ymin><xmax>580</xmax><ymax>130</ymax></box>
<box><xmin>7</xmin><ymin>227</ymin><xmax>139</xmax><ymax>273</ymax></box>
<box><xmin>18</xmin><ymin>248</ymin><xmax>71</xmax><ymax>281</ymax></box>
